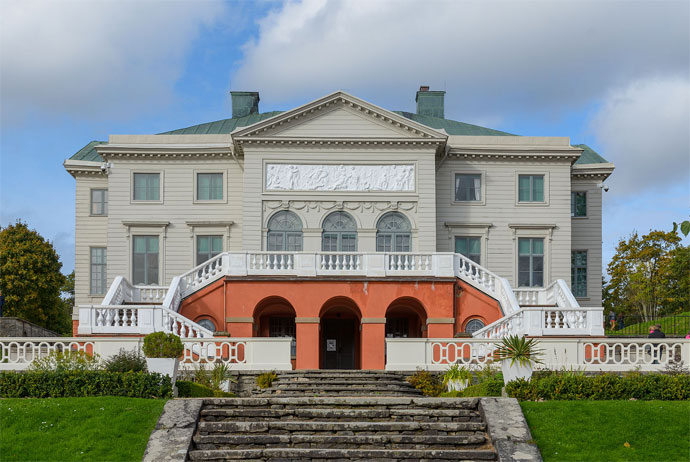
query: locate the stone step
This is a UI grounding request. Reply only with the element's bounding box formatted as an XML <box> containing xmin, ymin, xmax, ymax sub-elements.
<box><xmin>272</xmin><ymin>379</ymin><xmax>412</xmax><ymax>386</ymax></box>
<box><xmin>202</xmin><ymin>397</ymin><xmax>479</xmax><ymax>408</ymax></box>
<box><xmin>188</xmin><ymin>447</ymin><xmax>497</xmax><ymax>461</ymax></box>
<box><xmin>200</xmin><ymin>407</ymin><xmax>478</xmax><ymax>421</ymax></box>
<box><xmin>259</xmin><ymin>385</ymin><xmax>420</xmax><ymax>393</ymax></box>
<box><xmin>198</xmin><ymin>420</ymin><xmax>487</xmax><ymax>434</ymax></box>
<box><xmin>193</xmin><ymin>433</ymin><xmax>487</xmax><ymax>448</ymax></box>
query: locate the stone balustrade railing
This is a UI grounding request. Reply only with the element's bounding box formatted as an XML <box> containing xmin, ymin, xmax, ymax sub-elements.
<box><xmin>0</xmin><ymin>337</ymin><xmax>292</xmax><ymax>371</ymax></box>
<box><xmin>513</xmin><ymin>280</ymin><xmax>580</xmax><ymax>308</ymax></box>
<box><xmin>385</xmin><ymin>337</ymin><xmax>690</xmax><ymax>372</ymax></box>
<box><xmin>77</xmin><ymin>305</ymin><xmax>213</xmax><ymax>338</ymax></box>
<box><xmin>472</xmin><ymin>307</ymin><xmax>604</xmax><ymax>339</ymax></box>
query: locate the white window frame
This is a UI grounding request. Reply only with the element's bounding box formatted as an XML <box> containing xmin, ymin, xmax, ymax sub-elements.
<box><xmin>451</xmin><ymin>170</ymin><xmax>486</xmax><ymax>206</ymax></box>
<box><xmin>185</xmin><ymin>221</ymin><xmax>233</xmax><ymax>268</ymax></box>
<box><xmin>89</xmin><ymin>189</ymin><xmax>108</xmax><ymax>216</ymax></box>
<box><xmin>130</xmin><ymin>170</ymin><xmax>164</xmax><ymax>204</ymax></box>
<box><xmin>509</xmin><ymin>224</ymin><xmax>555</xmax><ymax>288</ymax></box>
<box><xmin>89</xmin><ymin>247</ymin><xmax>107</xmax><ymax>295</ymax></box>
<box><xmin>571</xmin><ymin>249</ymin><xmax>588</xmax><ymax>298</ymax></box>
<box><xmin>131</xmin><ymin>235</ymin><xmax>160</xmax><ymax>286</ymax></box>
<box><xmin>571</xmin><ymin>191</ymin><xmax>588</xmax><ymax>218</ymax></box>
<box><xmin>444</xmin><ymin>223</ymin><xmax>492</xmax><ymax>267</ymax></box>
<box><xmin>123</xmin><ymin>221</ymin><xmax>169</xmax><ymax>285</ymax></box>
<box><xmin>515</xmin><ymin>171</ymin><xmax>549</xmax><ymax>206</ymax></box>
<box><xmin>193</xmin><ymin>170</ymin><xmax>227</xmax><ymax>204</ymax></box>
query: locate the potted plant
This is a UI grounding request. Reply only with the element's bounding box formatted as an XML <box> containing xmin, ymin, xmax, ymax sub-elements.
<box><xmin>494</xmin><ymin>335</ymin><xmax>543</xmax><ymax>384</ymax></box>
<box><xmin>143</xmin><ymin>332</ymin><xmax>184</xmax><ymax>386</ymax></box>
<box><xmin>442</xmin><ymin>364</ymin><xmax>472</xmax><ymax>392</ymax></box>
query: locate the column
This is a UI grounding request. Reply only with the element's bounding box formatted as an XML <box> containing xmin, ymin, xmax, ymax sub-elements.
<box><xmin>295</xmin><ymin>318</ymin><xmax>320</xmax><ymax>369</ymax></box>
<box><xmin>361</xmin><ymin>318</ymin><xmax>386</xmax><ymax>370</ymax></box>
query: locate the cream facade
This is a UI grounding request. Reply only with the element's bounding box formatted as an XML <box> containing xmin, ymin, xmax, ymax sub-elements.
<box><xmin>65</xmin><ymin>89</ymin><xmax>614</xmax><ymax>323</ymax></box>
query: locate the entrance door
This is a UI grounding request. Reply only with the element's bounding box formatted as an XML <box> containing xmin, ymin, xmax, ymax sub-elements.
<box><xmin>322</xmin><ymin>318</ymin><xmax>355</xmax><ymax>369</ymax></box>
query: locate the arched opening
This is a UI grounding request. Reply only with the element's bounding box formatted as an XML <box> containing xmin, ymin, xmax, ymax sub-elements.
<box><xmin>266</xmin><ymin>210</ymin><xmax>303</xmax><ymax>251</ymax></box>
<box><xmin>319</xmin><ymin>297</ymin><xmax>362</xmax><ymax>370</ymax></box>
<box><xmin>253</xmin><ymin>296</ymin><xmax>297</xmax><ymax>358</ymax></box>
<box><xmin>463</xmin><ymin>317</ymin><xmax>486</xmax><ymax>336</ymax></box>
<box><xmin>376</xmin><ymin>212</ymin><xmax>412</xmax><ymax>252</ymax></box>
<box><xmin>194</xmin><ymin>316</ymin><xmax>219</xmax><ymax>334</ymax></box>
<box><xmin>322</xmin><ymin>211</ymin><xmax>357</xmax><ymax>251</ymax></box>
<box><xmin>385</xmin><ymin>297</ymin><xmax>428</xmax><ymax>339</ymax></box>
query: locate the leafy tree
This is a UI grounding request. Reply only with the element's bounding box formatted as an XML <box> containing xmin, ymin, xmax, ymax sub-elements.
<box><xmin>0</xmin><ymin>221</ymin><xmax>70</xmax><ymax>333</ymax></box>
<box><xmin>665</xmin><ymin>245</ymin><xmax>690</xmax><ymax>315</ymax></box>
<box><xmin>605</xmin><ymin>229</ymin><xmax>682</xmax><ymax>320</ymax></box>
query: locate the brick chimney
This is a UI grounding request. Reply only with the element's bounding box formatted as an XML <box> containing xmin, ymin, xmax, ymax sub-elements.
<box><xmin>230</xmin><ymin>91</ymin><xmax>260</xmax><ymax>118</ymax></box>
<box><xmin>415</xmin><ymin>86</ymin><xmax>445</xmax><ymax>118</ymax></box>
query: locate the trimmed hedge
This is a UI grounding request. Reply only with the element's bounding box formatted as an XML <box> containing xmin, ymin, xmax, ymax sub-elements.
<box><xmin>461</xmin><ymin>375</ymin><xmax>504</xmax><ymax>397</ymax></box>
<box><xmin>176</xmin><ymin>380</ymin><xmax>234</xmax><ymax>398</ymax></box>
<box><xmin>0</xmin><ymin>370</ymin><xmax>172</xmax><ymax>399</ymax></box>
<box><xmin>506</xmin><ymin>373</ymin><xmax>690</xmax><ymax>401</ymax></box>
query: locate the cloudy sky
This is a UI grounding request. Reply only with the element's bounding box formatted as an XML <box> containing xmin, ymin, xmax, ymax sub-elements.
<box><xmin>1</xmin><ymin>0</ymin><xmax>688</xmax><ymax>277</ymax></box>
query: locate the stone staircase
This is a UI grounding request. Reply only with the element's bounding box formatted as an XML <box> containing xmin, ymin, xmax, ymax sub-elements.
<box><xmin>235</xmin><ymin>370</ymin><xmax>423</xmax><ymax>397</ymax></box>
<box><xmin>188</xmin><ymin>396</ymin><xmax>497</xmax><ymax>461</ymax></box>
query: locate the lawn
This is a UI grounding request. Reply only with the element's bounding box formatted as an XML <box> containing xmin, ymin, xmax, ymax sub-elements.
<box><xmin>521</xmin><ymin>400</ymin><xmax>690</xmax><ymax>462</ymax></box>
<box><xmin>608</xmin><ymin>311</ymin><xmax>690</xmax><ymax>336</ymax></box>
<box><xmin>0</xmin><ymin>397</ymin><xmax>166</xmax><ymax>462</ymax></box>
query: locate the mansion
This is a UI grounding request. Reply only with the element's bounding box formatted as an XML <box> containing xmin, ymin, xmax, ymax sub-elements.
<box><xmin>64</xmin><ymin>87</ymin><xmax>613</xmax><ymax>370</ymax></box>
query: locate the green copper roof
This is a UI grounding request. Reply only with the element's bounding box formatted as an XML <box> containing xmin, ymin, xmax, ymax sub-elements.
<box><xmin>394</xmin><ymin>111</ymin><xmax>515</xmax><ymax>136</ymax></box>
<box><xmin>572</xmin><ymin>144</ymin><xmax>608</xmax><ymax>165</ymax></box>
<box><xmin>67</xmin><ymin>110</ymin><xmax>608</xmax><ymax>165</ymax></box>
<box><xmin>159</xmin><ymin>111</ymin><xmax>283</xmax><ymax>135</ymax></box>
<box><xmin>69</xmin><ymin>140</ymin><xmax>106</xmax><ymax>162</ymax></box>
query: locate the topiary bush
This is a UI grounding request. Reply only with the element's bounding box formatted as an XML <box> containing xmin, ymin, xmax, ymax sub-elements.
<box><xmin>506</xmin><ymin>373</ymin><xmax>690</xmax><ymax>401</ymax></box>
<box><xmin>0</xmin><ymin>370</ymin><xmax>172</xmax><ymax>398</ymax></box>
<box><xmin>142</xmin><ymin>332</ymin><xmax>184</xmax><ymax>358</ymax></box>
<box><xmin>104</xmin><ymin>348</ymin><xmax>147</xmax><ymax>373</ymax></box>
<box><xmin>406</xmin><ymin>369</ymin><xmax>443</xmax><ymax>397</ymax></box>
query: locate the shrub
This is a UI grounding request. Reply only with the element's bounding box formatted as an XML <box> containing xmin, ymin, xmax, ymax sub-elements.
<box><xmin>142</xmin><ymin>332</ymin><xmax>184</xmax><ymax>358</ymax></box>
<box><xmin>104</xmin><ymin>348</ymin><xmax>147</xmax><ymax>373</ymax></box>
<box><xmin>0</xmin><ymin>370</ymin><xmax>172</xmax><ymax>399</ymax></box>
<box><xmin>506</xmin><ymin>373</ymin><xmax>690</xmax><ymax>401</ymax></box>
<box><xmin>461</xmin><ymin>374</ymin><xmax>504</xmax><ymax>397</ymax></box>
<box><xmin>494</xmin><ymin>335</ymin><xmax>543</xmax><ymax>367</ymax></box>
<box><xmin>256</xmin><ymin>371</ymin><xmax>278</xmax><ymax>389</ymax></box>
<box><xmin>406</xmin><ymin>369</ymin><xmax>443</xmax><ymax>397</ymax></box>
<box><xmin>29</xmin><ymin>350</ymin><xmax>101</xmax><ymax>372</ymax></box>
<box><xmin>176</xmin><ymin>380</ymin><xmax>235</xmax><ymax>398</ymax></box>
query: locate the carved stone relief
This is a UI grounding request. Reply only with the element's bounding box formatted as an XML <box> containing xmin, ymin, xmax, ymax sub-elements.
<box><xmin>265</xmin><ymin>164</ymin><xmax>415</xmax><ymax>192</ymax></box>
<box><xmin>262</xmin><ymin>200</ymin><xmax>417</xmax><ymax>214</ymax></box>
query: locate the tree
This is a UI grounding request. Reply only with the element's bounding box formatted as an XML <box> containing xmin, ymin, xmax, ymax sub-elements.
<box><xmin>605</xmin><ymin>229</ymin><xmax>682</xmax><ymax>320</ymax></box>
<box><xmin>665</xmin><ymin>246</ymin><xmax>690</xmax><ymax>315</ymax></box>
<box><xmin>0</xmin><ymin>221</ymin><xmax>69</xmax><ymax>333</ymax></box>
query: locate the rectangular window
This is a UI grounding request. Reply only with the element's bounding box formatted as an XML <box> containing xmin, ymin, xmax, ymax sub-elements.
<box><xmin>454</xmin><ymin>174</ymin><xmax>481</xmax><ymax>201</ymax></box>
<box><xmin>132</xmin><ymin>236</ymin><xmax>159</xmax><ymax>285</ymax></box>
<box><xmin>518</xmin><ymin>238</ymin><xmax>544</xmax><ymax>287</ymax></box>
<box><xmin>455</xmin><ymin>236</ymin><xmax>481</xmax><ymax>264</ymax></box>
<box><xmin>90</xmin><ymin>189</ymin><xmax>108</xmax><ymax>216</ymax></box>
<box><xmin>197</xmin><ymin>173</ymin><xmax>223</xmax><ymax>201</ymax></box>
<box><xmin>518</xmin><ymin>175</ymin><xmax>544</xmax><ymax>202</ymax></box>
<box><xmin>133</xmin><ymin>173</ymin><xmax>160</xmax><ymax>201</ymax></box>
<box><xmin>196</xmin><ymin>235</ymin><xmax>223</xmax><ymax>266</ymax></box>
<box><xmin>90</xmin><ymin>247</ymin><xmax>107</xmax><ymax>294</ymax></box>
<box><xmin>572</xmin><ymin>251</ymin><xmax>588</xmax><ymax>297</ymax></box>
<box><xmin>571</xmin><ymin>192</ymin><xmax>587</xmax><ymax>217</ymax></box>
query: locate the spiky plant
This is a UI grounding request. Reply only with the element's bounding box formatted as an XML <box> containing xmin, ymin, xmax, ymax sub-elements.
<box><xmin>494</xmin><ymin>335</ymin><xmax>544</xmax><ymax>368</ymax></box>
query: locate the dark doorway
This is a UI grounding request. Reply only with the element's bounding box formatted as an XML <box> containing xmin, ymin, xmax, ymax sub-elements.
<box><xmin>322</xmin><ymin>318</ymin><xmax>355</xmax><ymax>369</ymax></box>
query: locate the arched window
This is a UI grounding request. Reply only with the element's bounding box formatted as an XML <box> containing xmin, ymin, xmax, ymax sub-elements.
<box><xmin>197</xmin><ymin>319</ymin><xmax>216</xmax><ymax>332</ymax></box>
<box><xmin>376</xmin><ymin>212</ymin><xmax>411</xmax><ymax>252</ymax></box>
<box><xmin>322</xmin><ymin>212</ymin><xmax>357</xmax><ymax>252</ymax></box>
<box><xmin>267</xmin><ymin>211</ymin><xmax>303</xmax><ymax>251</ymax></box>
<box><xmin>465</xmin><ymin>319</ymin><xmax>485</xmax><ymax>335</ymax></box>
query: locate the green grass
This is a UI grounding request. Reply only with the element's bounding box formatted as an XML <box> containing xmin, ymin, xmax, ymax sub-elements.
<box><xmin>521</xmin><ymin>400</ymin><xmax>690</xmax><ymax>461</ymax></box>
<box><xmin>0</xmin><ymin>397</ymin><xmax>166</xmax><ymax>461</ymax></box>
<box><xmin>609</xmin><ymin>311</ymin><xmax>690</xmax><ymax>336</ymax></box>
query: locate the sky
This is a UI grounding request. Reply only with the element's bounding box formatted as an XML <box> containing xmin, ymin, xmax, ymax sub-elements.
<box><xmin>1</xmin><ymin>0</ymin><xmax>688</xmax><ymax>277</ymax></box>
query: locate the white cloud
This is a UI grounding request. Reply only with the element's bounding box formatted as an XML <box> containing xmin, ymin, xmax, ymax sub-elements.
<box><xmin>589</xmin><ymin>76</ymin><xmax>690</xmax><ymax>196</ymax></box>
<box><xmin>0</xmin><ymin>0</ymin><xmax>226</xmax><ymax>123</ymax></box>
<box><xmin>232</xmin><ymin>0</ymin><xmax>689</xmax><ymax>122</ymax></box>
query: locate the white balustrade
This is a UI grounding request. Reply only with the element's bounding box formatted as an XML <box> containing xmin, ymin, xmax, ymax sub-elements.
<box><xmin>247</xmin><ymin>252</ymin><xmax>296</xmax><ymax>272</ymax></box>
<box><xmin>101</xmin><ymin>276</ymin><xmax>134</xmax><ymax>305</ymax></box>
<box><xmin>319</xmin><ymin>253</ymin><xmax>363</xmax><ymax>272</ymax></box>
<box><xmin>385</xmin><ymin>337</ymin><xmax>690</xmax><ymax>372</ymax></box>
<box><xmin>386</xmin><ymin>253</ymin><xmax>433</xmax><ymax>272</ymax></box>
<box><xmin>0</xmin><ymin>337</ymin><xmax>292</xmax><ymax>371</ymax></box>
<box><xmin>473</xmin><ymin>307</ymin><xmax>604</xmax><ymax>339</ymax></box>
<box><xmin>137</xmin><ymin>286</ymin><xmax>168</xmax><ymax>303</ymax></box>
<box><xmin>160</xmin><ymin>306</ymin><xmax>213</xmax><ymax>339</ymax></box>
<box><xmin>514</xmin><ymin>280</ymin><xmax>581</xmax><ymax>308</ymax></box>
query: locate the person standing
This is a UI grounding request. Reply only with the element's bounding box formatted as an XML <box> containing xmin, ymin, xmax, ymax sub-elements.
<box><xmin>648</xmin><ymin>324</ymin><xmax>666</xmax><ymax>364</ymax></box>
<box><xmin>616</xmin><ymin>313</ymin><xmax>625</xmax><ymax>330</ymax></box>
<box><xmin>608</xmin><ymin>310</ymin><xmax>616</xmax><ymax>330</ymax></box>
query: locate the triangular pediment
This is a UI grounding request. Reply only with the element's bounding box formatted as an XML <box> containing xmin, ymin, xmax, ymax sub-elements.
<box><xmin>231</xmin><ymin>91</ymin><xmax>447</xmax><ymax>140</ymax></box>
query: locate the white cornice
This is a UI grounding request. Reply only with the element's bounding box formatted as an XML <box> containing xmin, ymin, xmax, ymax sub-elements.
<box><xmin>571</xmin><ymin>162</ymin><xmax>615</xmax><ymax>180</ymax></box>
<box><xmin>63</xmin><ymin>160</ymin><xmax>106</xmax><ymax>177</ymax></box>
